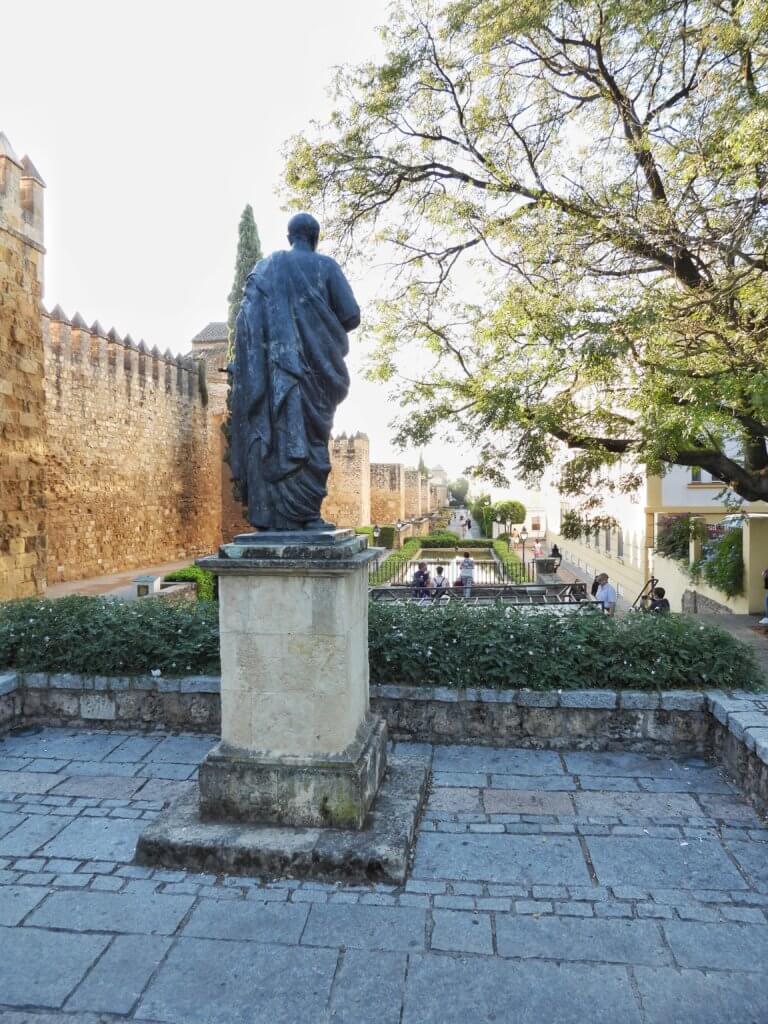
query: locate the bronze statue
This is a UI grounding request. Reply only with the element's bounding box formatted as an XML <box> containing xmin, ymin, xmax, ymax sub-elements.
<box><xmin>229</xmin><ymin>213</ymin><xmax>360</xmax><ymax>531</ymax></box>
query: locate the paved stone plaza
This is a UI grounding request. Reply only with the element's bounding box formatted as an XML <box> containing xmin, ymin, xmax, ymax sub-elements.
<box><xmin>0</xmin><ymin>729</ymin><xmax>766</xmax><ymax>1022</ymax></box>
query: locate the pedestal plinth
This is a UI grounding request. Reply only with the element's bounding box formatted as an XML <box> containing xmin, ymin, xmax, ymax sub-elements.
<box><xmin>136</xmin><ymin>528</ymin><xmax>428</xmax><ymax>882</ymax></box>
<box><xmin>197</xmin><ymin>529</ymin><xmax>386</xmax><ymax>830</ymax></box>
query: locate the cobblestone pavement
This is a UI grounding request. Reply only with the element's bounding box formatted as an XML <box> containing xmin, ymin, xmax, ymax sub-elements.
<box><xmin>0</xmin><ymin>729</ymin><xmax>766</xmax><ymax>1023</ymax></box>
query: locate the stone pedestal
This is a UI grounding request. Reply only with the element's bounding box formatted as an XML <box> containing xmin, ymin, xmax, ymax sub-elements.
<box><xmin>197</xmin><ymin>529</ymin><xmax>386</xmax><ymax>829</ymax></box>
<box><xmin>136</xmin><ymin>528</ymin><xmax>428</xmax><ymax>883</ymax></box>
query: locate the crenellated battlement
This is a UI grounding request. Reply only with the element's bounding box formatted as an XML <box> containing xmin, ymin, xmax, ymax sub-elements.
<box><xmin>330</xmin><ymin>431</ymin><xmax>370</xmax><ymax>454</ymax></box>
<box><xmin>42</xmin><ymin>306</ymin><xmax>206</xmax><ymax>403</ymax></box>
<box><xmin>0</xmin><ymin>132</ymin><xmax>45</xmax><ymax>252</ymax></box>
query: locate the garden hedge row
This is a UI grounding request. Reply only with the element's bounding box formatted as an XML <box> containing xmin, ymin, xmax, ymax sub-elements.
<box><xmin>0</xmin><ymin>596</ymin><xmax>762</xmax><ymax>690</ymax></box>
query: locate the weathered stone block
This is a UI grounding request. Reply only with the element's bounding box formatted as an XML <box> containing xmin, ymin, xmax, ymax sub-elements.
<box><xmin>79</xmin><ymin>694</ymin><xmax>116</xmax><ymax>721</ymax></box>
<box><xmin>199</xmin><ymin>715</ymin><xmax>387</xmax><ymax>830</ymax></box>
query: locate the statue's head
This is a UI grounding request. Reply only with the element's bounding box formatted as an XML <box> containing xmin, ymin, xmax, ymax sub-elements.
<box><xmin>287</xmin><ymin>212</ymin><xmax>320</xmax><ymax>251</ymax></box>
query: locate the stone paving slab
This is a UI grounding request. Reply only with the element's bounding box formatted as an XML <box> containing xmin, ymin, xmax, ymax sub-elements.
<box><xmin>433</xmin><ymin>746</ymin><xmax>564</xmax><ymax>775</ymax></box>
<box><xmin>0</xmin><ymin>926</ymin><xmax>110</xmax><ymax>1008</ymax></box>
<box><xmin>495</xmin><ymin>914</ymin><xmax>668</xmax><ymax>964</ymax></box>
<box><xmin>587</xmin><ymin>836</ymin><xmax>751</xmax><ymax>890</ymax></box>
<box><xmin>65</xmin><ymin>935</ymin><xmax>171</xmax><ymax>1016</ymax></box>
<box><xmin>27</xmin><ymin>890</ymin><xmax>196</xmax><ymax>934</ymax></box>
<box><xmin>0</xmin><ymin>727</ymin><xmax>766</xmax><ymax>1022</ymax></box>
<box><xmin>725</xmin><ymin>839</ymin><xmax>768</xmax><ymax>891</ymax></box>
<box><xmin>40</xmin><ymin>817</ymin><xmax>147</xmax><ymax>862</ymax></box>
<box><xmin>412</xmin><ymin>832</ymin><xmax>591</xmax><ymax>885</ymax></box>
<box><xmin>136</xmin><ymin>937</ymin><xmax>338</xmax><ymax>1024</ymax></box>
<box><xmin>634</xmin><ymin>966</ymin><xmax>768</xmax><ymax>1024</ymax></box>
<box><xmin>401</xmin><ymin>955</ymin><xmax>643</xmax><ymax>1024</ymax></box>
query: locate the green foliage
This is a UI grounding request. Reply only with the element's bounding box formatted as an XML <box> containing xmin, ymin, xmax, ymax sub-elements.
<box><xmin>1</xmin><ymin>593</ymin><xmax>762</xmax><ymax>690</ymax></box>
<box><xmin>285</xmin><ymin>0</ymin><xmax>768</xmax><ymax>504</ymax></box>
<box><xmin>164</xmin><ymin>566</ymin><xmax>216</xmax><ymax>602</ymax></box>
<box><xmin>449</xmin><ymin>477</ymin><xmax>470</xmax><ymax>504</ymax></box>
<box><xmin>227</xmin><ymin>205</ymin><xmax>262</xmax><ymax>352</ymax></box>
<box><xmin>418</xmin><ymin>530</ymin><xmax>460</xmax><ymax>546</ymax></box>
<box><xmin>355</xmin><ymin>526</ymin><xmax>375</xmax><ymax>540</ymax></box>
<box><xmin>692</xmin><ymin>527</ymin><xmax>745</xmax><ymax>598</ymax></box>
<box><xmin>468</xmin><ymin>494</ymin><xmax>494</xmax><ymax>536</ymax></box>
<box><xmin>378</xmin><ymin>525</ymin><xmax>396</xmax><ymax>549</ymax></box>
<box><xmin>0</xmin><ymin>597</ymin><xmax>220</xmax><ymax>676</ymax></box>
<box><xmin>368</xmin><ymin>538</ymin><xmax>421</xmax><ymax>584</ymax></box>
<box><xmin>492</xmin><ymin>538</ymin><xmax>513</xmax><ymax>560</ymax></box>
<box><xmin>492</xmin><ymin>500</ymin><xmax>526</xmax><ymax>527</ymax></box>
<box><xmin>561</xmin><ymin>510</ymin><xmax>584</xmax><ymax>541</ymax></box>
<box><xmin>655</xmin><ymin>515</ymin><xmax>706</xmax><ymax>564</ymax></box>
<box><xmin>368</xmin><ymin>603</ymin><xmax>763</xmax><ymax>691</ymax></box>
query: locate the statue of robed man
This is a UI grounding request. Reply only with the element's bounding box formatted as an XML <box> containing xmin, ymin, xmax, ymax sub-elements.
<box><xmin>229</xmin><ymin>213</ymin><xmax>361</xmax><ymax>531</ymax></box>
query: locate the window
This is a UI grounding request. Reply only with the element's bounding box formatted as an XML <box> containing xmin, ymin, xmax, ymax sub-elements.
<box><xmin>691</xmin><ymin>467</ymin><xmax>702</xmax><ymax>483</ymax></box>
<box><xmin>531</xmin><ymin>516</ymin><xmax>541</xmax><ymax>532</ymax></box>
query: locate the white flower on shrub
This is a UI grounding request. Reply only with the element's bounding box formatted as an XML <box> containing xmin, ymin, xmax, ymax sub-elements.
<box><xmin>150</xmin><ymin>668</ymin><xmax>162</xmax><ymax>678</ymax></box>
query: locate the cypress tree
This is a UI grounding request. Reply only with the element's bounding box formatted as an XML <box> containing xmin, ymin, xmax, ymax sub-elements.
<box><xmin>227</xmin><ymin>204</ymin><xmax>262</xmax><ymax>354</ymax></box>
<box><xmin>224</xmin><ymin>205</ymin><xmax>262</xmax><ymax>498</ymax></box>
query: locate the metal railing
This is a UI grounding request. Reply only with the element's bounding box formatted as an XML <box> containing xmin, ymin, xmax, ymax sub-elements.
<box><xmin>370</xmin><ymin>581</ymin><xmax>598</xmax><ymax>608</ymax></box>
<box><xmin>368</xmin><ymin>557</ymin><xmax>535</xmax><ymax>588</ymax></box>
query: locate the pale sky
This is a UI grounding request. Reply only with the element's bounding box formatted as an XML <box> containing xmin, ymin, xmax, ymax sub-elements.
<box><xmin>2</xmin><ymin>0</ymin><xmax>487</xmax><ymax>482</ymax></box>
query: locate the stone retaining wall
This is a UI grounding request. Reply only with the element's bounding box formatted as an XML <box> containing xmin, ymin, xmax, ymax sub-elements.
<box><xmin>1</xmin><ymin>671</ymin><xmax>766</xmax><ymax>814</ymax></box>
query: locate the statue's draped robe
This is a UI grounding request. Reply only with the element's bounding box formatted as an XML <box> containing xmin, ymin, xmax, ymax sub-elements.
<box><xmin>229</xmin><ymin>249</ymin><xmax>359</xmax><ymax>530</ymax></box>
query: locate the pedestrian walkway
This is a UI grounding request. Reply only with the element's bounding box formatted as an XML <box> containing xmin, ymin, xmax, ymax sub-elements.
<box><xmin>698</xmin><ymin>614</ymin><xmax>768</xmax><ymax>678</ymax></box>
<box><xmin>448</xmin><ymin>507</ymin><xmax>482</xmax><ymax>541</ymax></box>
<box><xmin>0</xmin><ymin>727</ymin><xmax>765</xmax><ymax>1021</ymax></box>
<box><xmin>46</xmin><ymin>560</ymin><xmax>193</xmax><ymax>601</ymax></box>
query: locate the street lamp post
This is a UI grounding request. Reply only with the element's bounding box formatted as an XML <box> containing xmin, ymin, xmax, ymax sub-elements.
<box><xmin>520</xmin><ymin>527</ymin><xmax>528</xmax><ymax>573</ymax></box>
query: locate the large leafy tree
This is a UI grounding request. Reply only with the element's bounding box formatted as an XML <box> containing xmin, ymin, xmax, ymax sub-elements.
<box><xmin>284</xmin><ymin>0</ymin><xmax>768</xmax><ymax>502</ymax></box>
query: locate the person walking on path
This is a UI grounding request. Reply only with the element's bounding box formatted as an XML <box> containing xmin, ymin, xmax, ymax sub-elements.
<box><xmin>594</xmin><ymin>572</ymin><xmax>617</xmax><ymax>615</ymax></box>
<box><xmin>459</xmin><ymin>551</ymin><xmax>475</xmax><ymax>598</ymax></box>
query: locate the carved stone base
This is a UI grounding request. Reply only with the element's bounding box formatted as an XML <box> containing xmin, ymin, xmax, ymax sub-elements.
<box><xmin>136</xmin><ymin>756</ymin><xmax>428</xmax><ymax>884</ymax></box>
<box><xmin>198</xmin><ymin>715</ymin><xmax>387</xmax><ymax>830</ymax></box>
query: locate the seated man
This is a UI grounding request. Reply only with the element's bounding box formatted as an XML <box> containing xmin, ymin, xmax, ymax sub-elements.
<box><xmin>411</xmin><ymin>561</ymin><xmax>431</xmax><ymax>598</ymax></box>
<box><xmin>649</xmin><ymin>586</ymin><xmax>670</xmax><ymax>613</ymax></box>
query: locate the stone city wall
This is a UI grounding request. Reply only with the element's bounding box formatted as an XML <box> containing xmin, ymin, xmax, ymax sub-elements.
<box><xmin>323</xmin><ymin>433</ymin><xmax>371</xmax><ymax>528</ymax></box>
<box><xmin>370</xmin><ymin>463</ymin><xmax>405</xmax><ymax>524</ymax></box>
<box><xmin>43</xmin><ymin>311</ymin><xmax>222</xmax><ymax>583</ymax></box>
<box><xmin>0</xmin><ymin>139</ymin><xmax>47</xmax><ymax>600</ymax></box>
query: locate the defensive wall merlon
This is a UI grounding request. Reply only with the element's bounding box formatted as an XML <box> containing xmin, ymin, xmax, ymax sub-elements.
<box><xmin>0</xmin><ymin>132</ymin><xmax>45</xmax><ymax>252</ymax></box>
<box><xmin>42</xmin><ymin>307</ymin><xmax>207</xmax><ymax>403</ymax></box>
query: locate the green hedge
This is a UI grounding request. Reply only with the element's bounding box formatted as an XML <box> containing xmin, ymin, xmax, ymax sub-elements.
<box><xmin>368</xmin><ymin>603</ymin><xmax>763</xmax><ymax>690</ymax></box>
<box><xmin>1</xmin><ymin>593</ymin><xmax>765</xmax><ymax>688</ymax></box>
<box><xmin>164</xmin><ymin>565</ymin><xmax>216</xmax><ymax>601</ymax></box>
<box><xmin>418</xmin><ymin>537</ymin><xmax>495</xmax><ymax>549</ymax></box>
<box><xmin>0</xmin><ymin>597</ymin><xmax>219</xmax><ymax>676</ymax></box>
<box><xmin>355</xmin><ymin>526</ymin><xmax>374</xmax><ymax>540</ymax></box>
<box><xmin>1</xmin><ymin>596</ymin><xmax>763</xmax><ymax>690</ymax></box>
<box><xmin>378</xmin><ymin>525</ymin><xmax>396</xmax><ymax>549</ymax></box>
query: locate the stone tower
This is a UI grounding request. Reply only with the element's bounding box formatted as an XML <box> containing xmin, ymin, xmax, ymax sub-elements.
<box><xmin>0</xmin><ymin>133</ymin><xmax>47</xmax><ymax>600</ymax></box>
<box><xmin>323</xmin><ymin>432</ymin><xmax>371</xmax><ymax>528</ymax></box>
